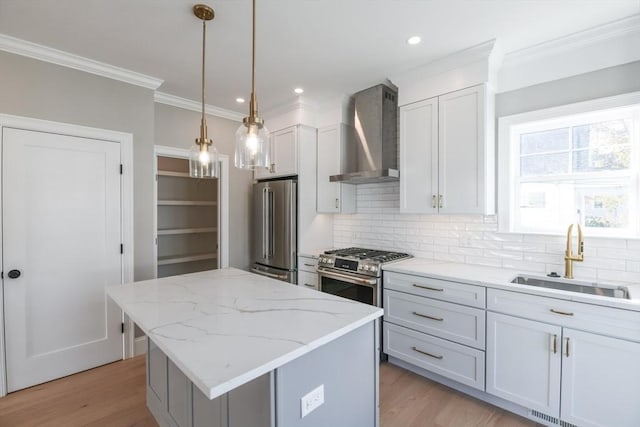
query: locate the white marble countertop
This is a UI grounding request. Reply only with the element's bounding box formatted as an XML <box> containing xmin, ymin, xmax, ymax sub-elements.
<box><xmin>107</xmin><ymin>268</ymin><xmax>382</xmax><ymax>399</ymax></box>
<box><xmin>383</xmin><ymin>258</ymin><xmax>640</xmax><ymax>312</ymax></box>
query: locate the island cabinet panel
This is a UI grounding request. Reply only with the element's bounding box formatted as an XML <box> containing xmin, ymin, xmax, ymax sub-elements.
<box><xmin>168</xmin><ymin>360</ymin><xmax>192</xmax><ymax>427</ymax></box>
<box><xmin>275</xmin><ymin>322</ymin><xmax>376</xmax><ymax>427</ymax></box>
<box><xmin>147</xmin><ymin>340</ymin><xmax>167</xmax><ymax>414</ymax></box>
<box><xmin>192</xmin><ymin>389</ymin><xmax>226</xmax><ymax>427</ymax></box>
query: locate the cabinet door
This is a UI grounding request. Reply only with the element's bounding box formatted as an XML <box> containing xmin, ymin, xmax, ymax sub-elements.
<box><xmin>298</xmin><ymin>270</ymin><xmax>318</xmax><ymax>291</ymax></box>
<box><xmin>316</xmin><ymin>124</ymin><xmax>355</xmax><ymax>213</ymax></box>
<box><xmin>486</xmin><ymin>312</ymin><xmax>561</xmax><ymax>417</ymax></box>
<box><xmin>399</xmin><ymin>97</ymin><xmax>438</xmax><ymax>213</ymax></box>
<box><xmin>438</xmin><ymin>85</ymin><xmax>488</xmax><ymax>214</ymax></box>
<box><xmin>255</xmin><ymin>126</ymin><xmax>298</xmax><ymax>180</ymax></box>
<box><xmin>560</xmin><ymin>329</ymin><xmax>640</xmax><ymax>427</ymax></box>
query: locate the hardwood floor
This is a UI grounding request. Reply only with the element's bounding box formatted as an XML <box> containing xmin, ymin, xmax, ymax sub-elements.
<box><xmin>0</xmin><ymin>356</ymin><xmax>155</xmax><ymax>427</ymax></box>
<box><xmin>380</xmin><ymin>363</ymin><xmax>537</xmax><ymax>427</ymax></box>
<box><xmin>0</xmin><ymin>357</ymin><xmax>536</xmax><ymax>427</ymax></box>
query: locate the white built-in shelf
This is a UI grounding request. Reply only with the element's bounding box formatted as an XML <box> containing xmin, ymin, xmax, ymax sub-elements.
<box><xmin>157</xmin><ymin>252</ymin><xmax>218</xmax><ymax>266</ymax></box>
<box><xmin>157</xmin><ymin>171</ymin><xmax>193</xmax><ymax>178</ymax></box>
<box><xmin>157</xmin><ymin>227</ymin><xmax>217</xmax><ymax>236</ymax></box>
<box><xmin>157</xmin><ymin>200</ymin><xmax>217</xmax><ymax>206</ymax></box>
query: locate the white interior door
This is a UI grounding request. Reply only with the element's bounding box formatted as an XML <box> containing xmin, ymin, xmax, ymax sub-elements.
<box><xmin>3</xmin><ymin>127</ymin><xmax>123</xmax><ymax>392</ymax></box>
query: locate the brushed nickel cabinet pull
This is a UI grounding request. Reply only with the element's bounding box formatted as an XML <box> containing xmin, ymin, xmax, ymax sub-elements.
<box><xmin>303</xmin><ymin>283</ymin><xmax>315</xmax><ymax>288</ymax></box>
<box><xmin>335</xmin><ymin>198</ymin><xmax>339</xmax><ymax>209</ymax></box>
<box><xmin>553</xmin><ymin>334</ymin><xmax>558</xmax><ymax>354</ymax></box>
<box><xmin>412</xmin><ymin>346</ymin><xmax>443</xmax><ymax>360</ymax></box>
<box><xmin>431</xmin><ymin>195</ymin><xmax>437</xmax><ymax>208</ymax></box>
<box><xmin>438</xmin><ymin>194</ymin><xmax>443</xmax><ymax>209</ymax></box>
<box><xmin>303</xmin><ymin>263</ymin><xmax>315</xmax><ymax>267</ymax></box>
<box><xmin>269</xmin><ymin>163</ymin><xmax>276</xmax><ymax>173</ymax></box>
<box><xmin>412</xmin><ymin>311</ymin><xmax>444</xmax><ymax>322</ymax></box>
<box><xmin>412</xmin><ymin>284</ymin><xmax>444</xmax><ymax>292</ymax></box>
<box><xmin>565</xmin><ymin>337</ymin><xmax>570</xmax><ymax>357</ymax></box>
<box><xmin>550</xmin><ymin>308</ymin><xmax>574</xmax><ymax>316</ymax></box>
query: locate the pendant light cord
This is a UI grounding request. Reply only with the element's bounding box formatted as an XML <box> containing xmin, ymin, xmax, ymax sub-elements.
<box><xmin>201</xmin><ymin>18</ymin><xmax>206</xmax><ymax>124</ymax></box>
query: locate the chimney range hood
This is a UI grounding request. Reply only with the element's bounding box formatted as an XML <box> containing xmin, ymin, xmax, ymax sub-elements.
<box><xmin>330</xmin><ymin>83</ymin><xmax>399</xmax><ymax>184</ymax></box>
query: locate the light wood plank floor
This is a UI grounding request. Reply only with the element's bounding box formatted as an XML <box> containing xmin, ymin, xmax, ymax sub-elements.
<box><xmin>0</xmin><ymin>357</ymin><xmax>537</xmax><ymax>427</ymax></box>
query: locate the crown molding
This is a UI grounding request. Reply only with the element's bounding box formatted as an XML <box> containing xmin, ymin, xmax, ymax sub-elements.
<box><xmin>0</xmin><ymin>33</ymin><xmax>163</xmax><ymax>90</ymax></box>
<box><xmin>504</xmin><ymin>14</ymin><xmax>640</xmax><ymax>66</ymax></box>
<box><xmin>263</xmin><ymin>96</ymin><xmax>318</xmax><ymax>120</ymax></box>
<box><xmin>154</xmin><ymin>92</ymin><xmax>244</xmax><ymax>122</ymax></box>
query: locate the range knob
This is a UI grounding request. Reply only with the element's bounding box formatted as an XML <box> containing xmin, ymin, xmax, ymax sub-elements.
<box><xmin>364</xmin><ymin>265</ymin><xmax>370</xmax><ymax>271</ymax></box>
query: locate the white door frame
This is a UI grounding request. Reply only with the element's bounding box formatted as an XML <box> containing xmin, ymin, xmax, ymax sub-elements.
<box><xmin>0</xmin><ymin>114</ymin><xmax>134</xmax><ymax>397</ymax></box>
<box><xmin>132</xmin><ymin>146</ymin><xmax>229</xmax><ymax>356</ymax></box>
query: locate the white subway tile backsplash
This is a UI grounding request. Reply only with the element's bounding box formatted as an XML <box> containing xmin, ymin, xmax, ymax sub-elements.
<box><xmin>627</xmin><ymin>239</ymin><xmax>640</xmax><ymax>250</ymax></box>
<box><xmin>501</xmin><ymin>260</ymin><xmax>546</xmax><ymax>273</ymax></box>
<box><xmin>332</xmin><ymin>183</ymin><xmax>640</xmax><ymax>284</ymax></box>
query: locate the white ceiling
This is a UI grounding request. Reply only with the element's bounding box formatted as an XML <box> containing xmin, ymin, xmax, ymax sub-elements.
<box><xmin>1</xmin><ymin>0</ymin><xmax>639</xmax><ymax>114</ymax></box>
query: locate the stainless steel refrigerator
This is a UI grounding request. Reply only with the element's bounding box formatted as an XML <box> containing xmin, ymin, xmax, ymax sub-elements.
<box><xmin>251</xmin><ymin>179</ymin><xmax>297</xmax><ymax>283</ymax></box>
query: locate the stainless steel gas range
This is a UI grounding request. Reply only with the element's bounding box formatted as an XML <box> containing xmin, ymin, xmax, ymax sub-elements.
<box><xmin>317</xmin><ymin>247</ymin><xmax>412</xmax><ymax>307</ymax></box>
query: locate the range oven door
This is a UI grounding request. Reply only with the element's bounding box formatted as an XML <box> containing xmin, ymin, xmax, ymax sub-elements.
<box><xmin>317</xmin><ymin>268</ymin><xmax>380</xmax><ymax>306</ymax></box>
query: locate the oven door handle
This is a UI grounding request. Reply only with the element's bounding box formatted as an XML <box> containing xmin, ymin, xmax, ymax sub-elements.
<box><xmin>317</xmin><ymin>268</ymin><xmax>378</xmax><ymax>286</ymax></box>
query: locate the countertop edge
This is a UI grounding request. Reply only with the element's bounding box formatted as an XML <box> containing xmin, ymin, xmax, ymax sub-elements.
<box><xmin>382</xmin><ymin>260</ymin><xmax>640</xmax><ymax>312</ymax></box>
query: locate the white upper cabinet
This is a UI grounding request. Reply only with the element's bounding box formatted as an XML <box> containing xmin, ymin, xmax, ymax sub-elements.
<box><xmin>316</xmin><ymin>124</ymin><xmax>355</xmax><ymax>213</ymax></box>
<box><xmin>399</xmin><ymin>84</ymin><xmax>495</xmax><ymax>214</ymax></box>
<box><xmin>399</xmin><ymin>97</ymin><xmax>438</xmax><ymax>213</ymax></box>
<box><xmin>254</xmin><ymin>126</ymin><xmax>298</xmax><ymax>180</ymax></box>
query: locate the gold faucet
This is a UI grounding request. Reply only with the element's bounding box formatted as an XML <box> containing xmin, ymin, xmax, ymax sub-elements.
<box><xmin>564</xmin><ymin>224</ymin><xmax>584</xmax><ymax>279</ymax></box>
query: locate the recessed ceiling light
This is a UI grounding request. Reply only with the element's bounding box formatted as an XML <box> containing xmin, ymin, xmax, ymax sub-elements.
<box><xmin>294</xmin><ymin>88</ymin><xmax>304</xmax><ymax>94</ymax></box>
<box><xmin>407</xmin><ymin>36</ymin><xmax>421</xmax><ymax>45</ymax></box>
<box><xmin>236</xmin><ymin>97</ymin><xmax>245</xmax><ymax>103</ymax></box>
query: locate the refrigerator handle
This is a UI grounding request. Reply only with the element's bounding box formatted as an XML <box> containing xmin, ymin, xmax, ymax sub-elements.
<box><xmin>267</xmin><ymin>189</ymin><xmax>275</xmax><ymax>258</ymax></box>
<box><xmin>262</xmin><ymin>187</ymin><xmax>268</xmax><ymax>259</ymax></box>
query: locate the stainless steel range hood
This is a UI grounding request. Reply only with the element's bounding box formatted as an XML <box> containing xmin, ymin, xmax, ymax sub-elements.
<box><xmin>330</xmin><ymin>83</ymin><xmax>398</xmax><ymax>184</ymax></box>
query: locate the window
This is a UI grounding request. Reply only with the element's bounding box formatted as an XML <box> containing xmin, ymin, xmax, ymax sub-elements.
<box><xmin>498</xmin><ymin>93</ymin><xmax>640</xmax><ymax>237</ymax></box>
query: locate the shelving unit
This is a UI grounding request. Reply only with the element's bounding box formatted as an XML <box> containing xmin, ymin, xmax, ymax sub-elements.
<box><xmin>156</xmin><ymin>155</ymin><xmax>219</xmax><ymax>279</ymax></box>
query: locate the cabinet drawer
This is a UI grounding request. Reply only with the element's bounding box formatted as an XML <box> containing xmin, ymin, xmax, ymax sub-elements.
<box><xmin>298</xmin><ymin>256</ymin><xmax>318</xmax><ymax>273</ymax></box>
<box><xmin>384</xmin><ymin>289</ymin><xmax>485</xmax><ymax>349</ymax></box>
<box><xmin>384</xmin><ymin>271</ymin><xmax>486</xmax><ymax>308</ymax></box>
<box><xmin>298</xmin><ymin>270</ymin><xmax>318</xmax><ymax>291</ymax></box>
<box><xmin>384</xmin><ymin>322</ymin><xmax>485</xmax><ymax>391</ymax></box>
<box><xmin>487</xmin><ymin>289</ymin><xmax>640</xmax><ymax>342</ymax></box>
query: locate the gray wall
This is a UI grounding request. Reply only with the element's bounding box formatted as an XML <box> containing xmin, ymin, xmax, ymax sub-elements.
<box><xmin>496</xmin><ymin>60</ymin><xmax>640</xmax><ymax>117</ymax></box>
<box><xmin>0</xmin><ymin>51</ymin><xmax>156</xmax><ymax>281</ymax></box>
<box><xmin>0</xmin><ymin>51</ymin><xmax>254</xmax><ymax>280</ymax></box>
<box><xmin>154</xmin><ymin>104</ymin><xmax>253</xmax><ymax>270</ymax></box>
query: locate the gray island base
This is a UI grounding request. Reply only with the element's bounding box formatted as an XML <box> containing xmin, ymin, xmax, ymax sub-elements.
<box><xmin>106</xmin><ymin>268</ymin><xmax>382</xmax><ymax>427</ymax></box>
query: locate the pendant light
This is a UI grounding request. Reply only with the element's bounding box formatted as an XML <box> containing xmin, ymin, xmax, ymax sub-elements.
<box><xmin>189</xmin><ymin>4</ymin><xmax>219</xmax><ymax>179</ymax></box>
<box><xmin>234</xmin><ymin>0</ymin><xmax>270</xmax><ymax>170</ymax></box>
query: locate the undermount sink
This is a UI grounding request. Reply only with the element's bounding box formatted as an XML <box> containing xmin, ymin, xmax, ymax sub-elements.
<box><xmin>511</xmin><ymin>274</ymin><xmax>630</xmax><ymax>299</ymax></box>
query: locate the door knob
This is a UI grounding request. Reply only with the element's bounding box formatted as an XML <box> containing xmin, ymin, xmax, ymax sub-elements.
<box><xmin>7</xmin><ymin>269</ymin><xmax>21</xmax><ymax>279</ymax></box>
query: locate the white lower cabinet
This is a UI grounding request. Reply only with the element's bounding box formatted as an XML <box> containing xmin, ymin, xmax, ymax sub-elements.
<box><xmin>486</xmin><ymin>312</ymin><xmax>561</xmax><ymax>416</ymax></box>
<box><xmin>384</xmin><ymin>322</ymin><xmax>485</xmax><ymax>390</ymax></box>
<box><xmin>487</xmin><ymin>289</ymin><xmax>640</xmax><ymax>426</ymax></box>
<box><xmin>560</xmin><ymin>328</ymin><xmax>640</xmax><ymax>427</ymax></box>
<box><xmin>383</xmin><ymin>271</ymin><xmax>486</xmax><ymax>392</ymax></box>
<box><xmin>297</xmin><ymin>255</ymin><xmax>318</xmax><ymax>290</ymax></box>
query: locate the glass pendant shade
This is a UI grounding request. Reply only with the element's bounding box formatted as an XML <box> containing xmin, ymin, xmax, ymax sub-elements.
<box><xmin>234</xmin><ymin>122</ymin><xmax>270</xmax><ymax>169</ymax></box>
<box><xmin>189</xmin><ymin>142</ymin><xmax>218</xmax><ymax>178</ymax></box>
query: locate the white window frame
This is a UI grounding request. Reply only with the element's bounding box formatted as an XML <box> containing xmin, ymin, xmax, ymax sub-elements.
<box><xmin>498</xmin><ymin>91</ymin><xmax>640</xmax><ymax>237</ymax></box>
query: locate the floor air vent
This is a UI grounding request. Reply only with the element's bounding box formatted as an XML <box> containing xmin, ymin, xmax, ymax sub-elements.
<box><xmin>529</xmin><ymin>410</ymin><xmax>578</xmax><ymax>427</ymax></box>
<box><xmin>530</xmin><ymin>410</ymin><xmax>559</xmax><ymax>425</ymax></box>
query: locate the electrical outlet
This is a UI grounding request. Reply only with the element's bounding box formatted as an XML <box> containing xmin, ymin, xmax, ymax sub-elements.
<box><xmin>300</xmin><ymin>384</ymin><xmax>324</xmax><ymax>418</ymax></box>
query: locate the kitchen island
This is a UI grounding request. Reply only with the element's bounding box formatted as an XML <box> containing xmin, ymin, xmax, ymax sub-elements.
<box><xmin>107</xmin><ymin>268</ymin><xmax>382</xmax><ymax>427</ymax></box>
